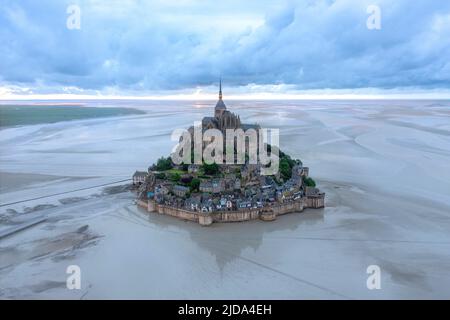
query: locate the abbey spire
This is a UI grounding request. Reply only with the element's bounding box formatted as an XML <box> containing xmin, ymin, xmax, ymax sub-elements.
<box><xmin>215</xmin><ymin>78</ymin><xmax>227</xmax><ymax>118</ymax></box>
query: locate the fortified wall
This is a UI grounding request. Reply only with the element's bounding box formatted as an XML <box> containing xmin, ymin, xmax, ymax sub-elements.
<box><xmin>136</xmin><ymin>194</ymin><xmax>325</xmax><ymax>226</ymax></box>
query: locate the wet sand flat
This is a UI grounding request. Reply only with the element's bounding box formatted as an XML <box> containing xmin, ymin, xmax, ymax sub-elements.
<box><xmin>0</xmin><ymin>100</ymin><xmax>450</xmax><ymax>299</ymax></box>
<box><xmin>0</xmin><ymin>172</ymin><xmax>65</xmax><ymax>193</ymax></box>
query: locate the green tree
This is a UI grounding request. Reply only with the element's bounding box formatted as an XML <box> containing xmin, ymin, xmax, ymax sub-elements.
<box><xmin>202</xmin><ymin>162</ymin><xmax>219</xmax><ymax>175</ymax></box>
<box><xmin>155</xmin><ymin>172</ymin><xmax>166</xmax><ymax>179</ymax></box>
<box><xmin>170</xmin><ymin>172</ymin><xmax>181</xmax><ymax>182</ymax></box>
<box><xmin>303</xmin><ymin>177</ymin><xmax>316</xmax><ymax>187</ymax></box>
<box><xmin>180</xmin><ymin>162</ymin><xmax>189</xmax><ymax>171</ymax></box>
<box><xmin>279</xmin><ymin>158</ymin><xmax>291</xmax><ymax>180</ymax></box>
<box><xmin>190</xmin><ymin>178</ymin><xmax>200</xmax><ymax>192</ymax></box>
<box><xmin>155</xmin><ymin>156</ymin><xmax>173</xmax><ymax>171</ymax></box>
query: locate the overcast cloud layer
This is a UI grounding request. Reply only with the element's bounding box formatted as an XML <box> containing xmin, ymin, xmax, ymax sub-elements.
<box><xmin>1</xmin><ymin>0</ymin><xmax>449</xmax><ymax>97</ymax></box>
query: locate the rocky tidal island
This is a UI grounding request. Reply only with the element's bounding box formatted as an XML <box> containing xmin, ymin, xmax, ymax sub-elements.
<box><xmin>134</xmin><ymin>84</ymin><xmax>325</xmax><ymax>226</ymax></box>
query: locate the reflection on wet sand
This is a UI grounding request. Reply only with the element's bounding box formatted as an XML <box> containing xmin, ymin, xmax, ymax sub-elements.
<box><xmin>137</xmin><ymin>205</ymin><xmax>324</xmax><ymax>272</ymax></box>
<box><xmin>1</xmin><ymin>100</ymin><xmax>450</xmax><ymax>299</ymax></box>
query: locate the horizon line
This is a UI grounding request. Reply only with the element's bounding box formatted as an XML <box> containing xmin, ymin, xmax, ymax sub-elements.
<box><xmin>1</xmin><ymin>93</ymin><xmax>450</xmax><ymax>101</ymax></box>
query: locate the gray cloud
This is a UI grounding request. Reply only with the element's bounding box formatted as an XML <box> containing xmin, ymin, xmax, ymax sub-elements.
<box><xmin>0</xmin><ymin>0</ymin><xmax>449</xmax><ymax>94</ymax></box>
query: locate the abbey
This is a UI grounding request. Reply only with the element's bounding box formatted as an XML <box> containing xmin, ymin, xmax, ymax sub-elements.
<box><xmin>192</xmin><ymin>79</ymin><xmax>259</xmax><ymax>134</ymax></box>
<box><xmin>134</xmin><ymin>81</ymin><xmax>325</xmax><ymax>226</ymax></box>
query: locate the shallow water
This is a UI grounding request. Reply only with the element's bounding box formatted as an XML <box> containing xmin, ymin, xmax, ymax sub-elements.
<box><xmin>0</xmin><ymin>104</ymin><xmax>145</xmax><ymax>128</ymax></box>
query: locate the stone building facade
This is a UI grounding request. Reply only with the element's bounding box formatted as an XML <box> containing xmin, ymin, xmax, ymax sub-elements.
<box><xmin>137</xmin><ymin>193</ymin><xmax>325</xmax><ymax>226</ymax></box>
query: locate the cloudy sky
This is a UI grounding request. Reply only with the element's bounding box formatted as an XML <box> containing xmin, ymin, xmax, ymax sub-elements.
<box><xmin>1</xmin><ymin>0</ymin><xmax>449</xmax><ymax>99</ymax></box>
